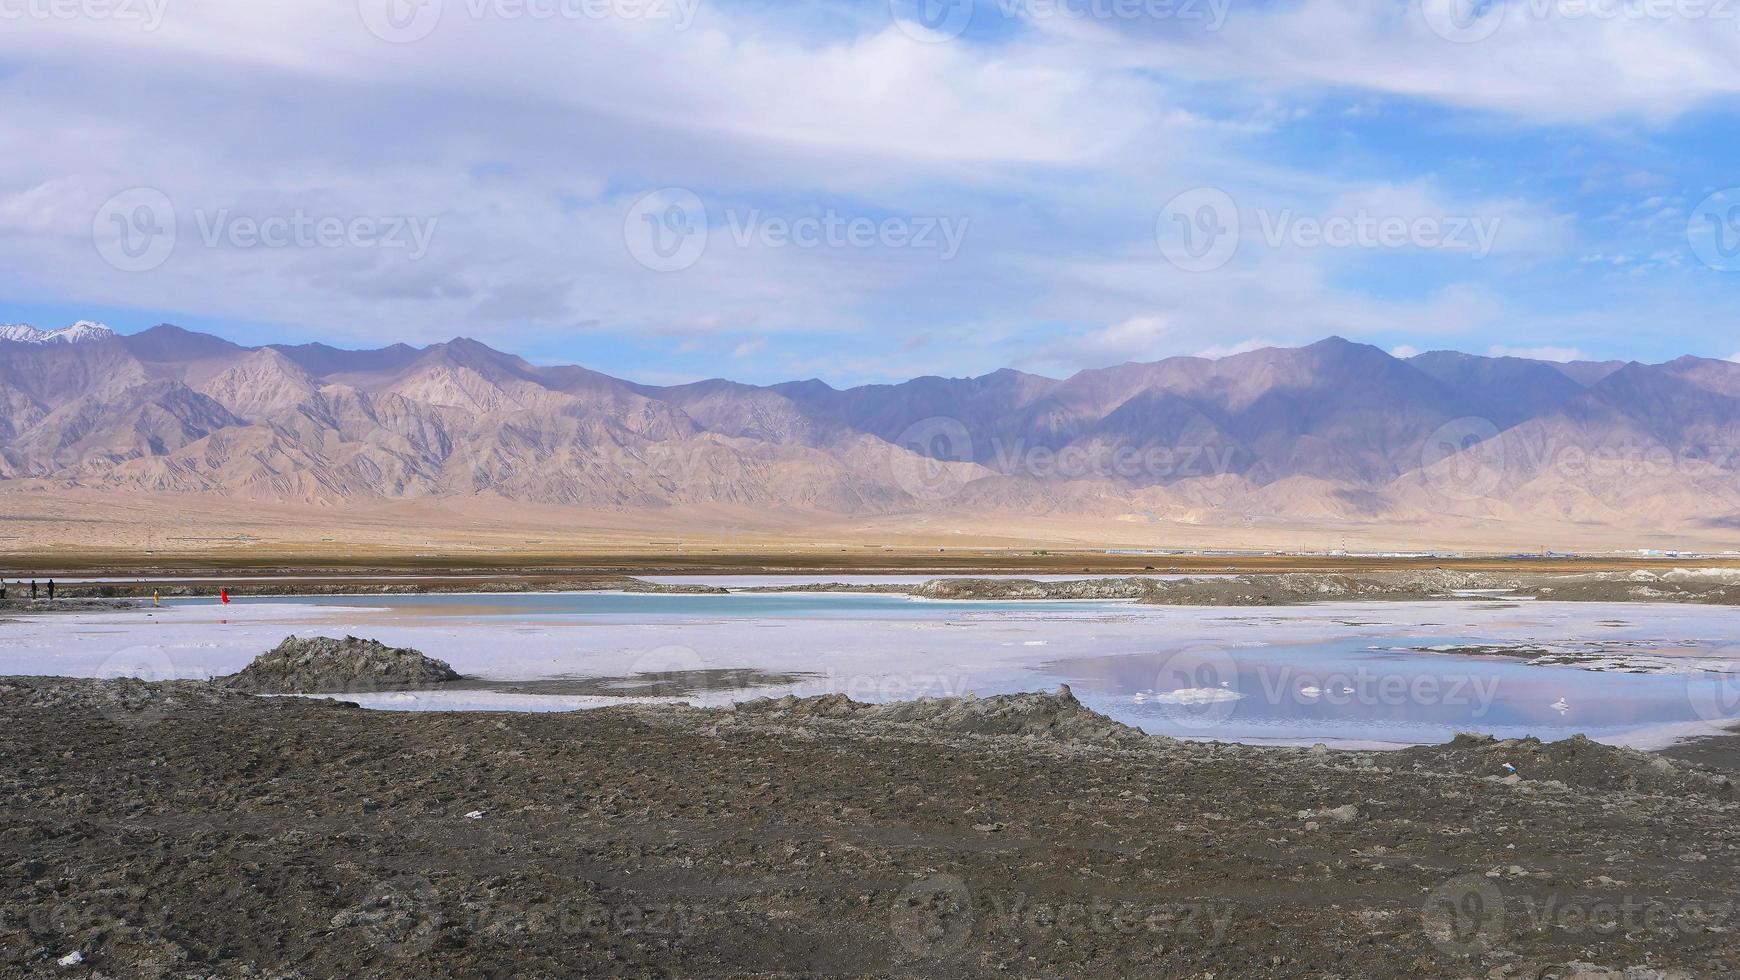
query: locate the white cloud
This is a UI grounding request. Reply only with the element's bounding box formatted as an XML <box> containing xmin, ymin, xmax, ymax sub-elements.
<box><xmin>1488</xmin><ymin>345</ymin><xmax>1587</xmax><ymax>362</ymax></box>
<box><xmin>1075</xmin><ymin>315</ymin><xmax>1171</xmax><ymax>361</ymax></box>
<box><xmin>1390</xmin><ymin>344</ymin><xmax>1421</xmax><ymax>358</ymax></box>
<box><xmin>1084</xmin><ymin>0</ymin><xmax>1740</xmax><ymax>122</ymax></box>
<box><xmin>0</xmin><ymin>0</ymin><xmax>1192</xmax><ymax>352</ymax></box>
<box><xmin>0</xmin><ymin>0</ymin><xmax>1731</xmax><ymax>384</ymax></box>
<box><xmin>1195</xmin><ymin>338</ymin><xmax>1283</xmax><ymax>359</ymax></box>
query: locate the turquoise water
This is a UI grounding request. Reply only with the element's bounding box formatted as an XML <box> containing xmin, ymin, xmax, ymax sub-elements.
<box><xmin>230</xmin><ymin>591</ymin><xmax>1122</xmax><ymax>619</ymax></box>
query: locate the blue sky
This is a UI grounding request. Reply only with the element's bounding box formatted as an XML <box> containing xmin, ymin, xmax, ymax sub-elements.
<box><xmin>1</xmin><ymin>0</ymin><xmax>1738</xmax><ymax>385</ymax></box>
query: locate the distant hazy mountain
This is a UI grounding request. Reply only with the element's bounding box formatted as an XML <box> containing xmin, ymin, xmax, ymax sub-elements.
<box><xmin>2</xmin><ymin>321</ymin><xmax>1737</xmax><ymax>533</ymax></box>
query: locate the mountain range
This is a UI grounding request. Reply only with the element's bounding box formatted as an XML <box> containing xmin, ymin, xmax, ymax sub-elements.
<box><xmin>3</xmin><ymin>321</ymin><xmax>1739</xmax><ymax>540</ymax></box>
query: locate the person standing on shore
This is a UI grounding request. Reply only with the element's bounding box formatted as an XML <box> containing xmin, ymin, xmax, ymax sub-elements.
<box><xmin>30</xmin><ymin>580</ymin><xmax>36</xmax><ymax>600</ymax></box>
<box><xmin>46</xmin><ymin>579</ymin><xmax>54</xmax><ymax>601</ymax></box>
<box><xmin>220</xmin><ymin>587</ymin><xmax>230</xmax><ymax>605</ymax></box>
<box><xmin>153</xmin><ymin>589</ymin><xmax>160</xmax><ymax>607</ymax></box>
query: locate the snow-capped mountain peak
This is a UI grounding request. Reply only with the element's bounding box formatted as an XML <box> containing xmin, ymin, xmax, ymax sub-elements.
<box><xmin>52</xmin><ymin>320</ymin><xmax>116</xmax><ymax>343</ymax></box>
<box><xmin>0</xmin><ymin>321</ymin><xmax>117</xmax><ymax>345</ymax></box>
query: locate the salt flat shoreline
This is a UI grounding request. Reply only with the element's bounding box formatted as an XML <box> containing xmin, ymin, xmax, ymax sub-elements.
<box><xmin>1</xmin><ymin>679</ymin><xmax>1736</xmax><ymax>978</ymax></box>
<box><xmin>5</xmin><ymin>580</ymin><xmax>1739</xmax><ymax>752</ymax></box>
<box><xmin>15</xmin><ymin>565</ymin><xmax>1740</xmax><ymax>607</ymax></box>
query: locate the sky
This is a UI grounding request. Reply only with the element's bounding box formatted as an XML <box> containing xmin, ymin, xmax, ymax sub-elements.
<box><xmin>1</xmin><ymin>0</ymin><xmax>1738</xmax><ymax>386</ymax></box>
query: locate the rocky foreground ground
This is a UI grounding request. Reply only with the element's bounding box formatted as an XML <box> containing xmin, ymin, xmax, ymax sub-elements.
<box><xmin>739</xmin><ymin>568</ymin><xmax>1740</xmax><ymax>606</ymax></box>
<box><xmin>1</xmin><ymin>678</ymin><xmax>1737</xmax><ymax>978</ymax></box>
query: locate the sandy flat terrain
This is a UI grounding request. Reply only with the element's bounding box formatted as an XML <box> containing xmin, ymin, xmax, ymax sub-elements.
<box><xmin>4</xmin><ymin>488</ymin><xmax>1740</xmax><ymax>575</ymax></box>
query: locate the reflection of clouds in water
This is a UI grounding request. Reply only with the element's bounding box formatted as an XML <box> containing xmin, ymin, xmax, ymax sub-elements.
<box><xmin>6</xmin><ymin>593</ymin><xmax>1740</xmax><ymax>748</ymax></box>
<box><xmin>1049</xmin><ymin>631</ymin><xmax>1734</xmax><ymax>748</ymax></box>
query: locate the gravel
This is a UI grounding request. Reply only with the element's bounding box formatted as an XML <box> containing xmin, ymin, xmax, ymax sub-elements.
<box><xmin>1</xmin><ymin>680</ymin><xmax>1735</xmax><ymax>977</ymax></box>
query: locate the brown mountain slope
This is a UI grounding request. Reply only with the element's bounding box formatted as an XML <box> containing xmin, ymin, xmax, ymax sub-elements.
<box><xmin>0</xmin><ymin>322</ymin><xmax>1735</xmax><ymax>542</ymax></box>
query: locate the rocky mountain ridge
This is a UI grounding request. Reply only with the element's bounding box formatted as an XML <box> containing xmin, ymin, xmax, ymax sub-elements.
<box><xmin>2</xmin><ymin>322</ymin><xmax>1736</xmax><ymax>533</ymax></box>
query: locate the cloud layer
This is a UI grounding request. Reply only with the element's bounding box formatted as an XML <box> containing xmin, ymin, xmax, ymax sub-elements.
<box><xmin>0</xmin><ymin>0</ymin><xmax>1736</xmax><ymax>383</ymax></box>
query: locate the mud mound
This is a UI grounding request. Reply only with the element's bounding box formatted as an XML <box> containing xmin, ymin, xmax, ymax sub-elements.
<box><xmin>1136</xmin><ymin>571</ymin><xmax>1526</xmax><ymax>605</ymax></box>
<box><xmin>912</xmin><ymin>577</ymin><xmax>1157</xmax><ymax>600</ymax></box>
<box><xmin>732</xmin><ymin>685</ymin><xmax>1150</xmax><ymax>747</ymax></box>
<box><xmin>1381</xmin><ymin>568</ymin><xmax>1521</xmax><ymax>592</ymax></box>
<box><xmin>1400</xmin><ymin>732</ymin><xmax>1733</xmax><ymax>797</ymax></box>
<box><xmin>1518</xmin><ymin>572</ymin><xmax>1740</xmax><ymax>605</ymax></box>
<box><xmin>214</xmin><ymin>635</ymin><xmax>461</xmax><ymax>694</ymax></box>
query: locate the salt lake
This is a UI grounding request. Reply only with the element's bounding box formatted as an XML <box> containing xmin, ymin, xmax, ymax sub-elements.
<box><xmin>5</xmin><ymin>580</ymin><xmax>1738</xmax><ymax>749</ymax></box>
